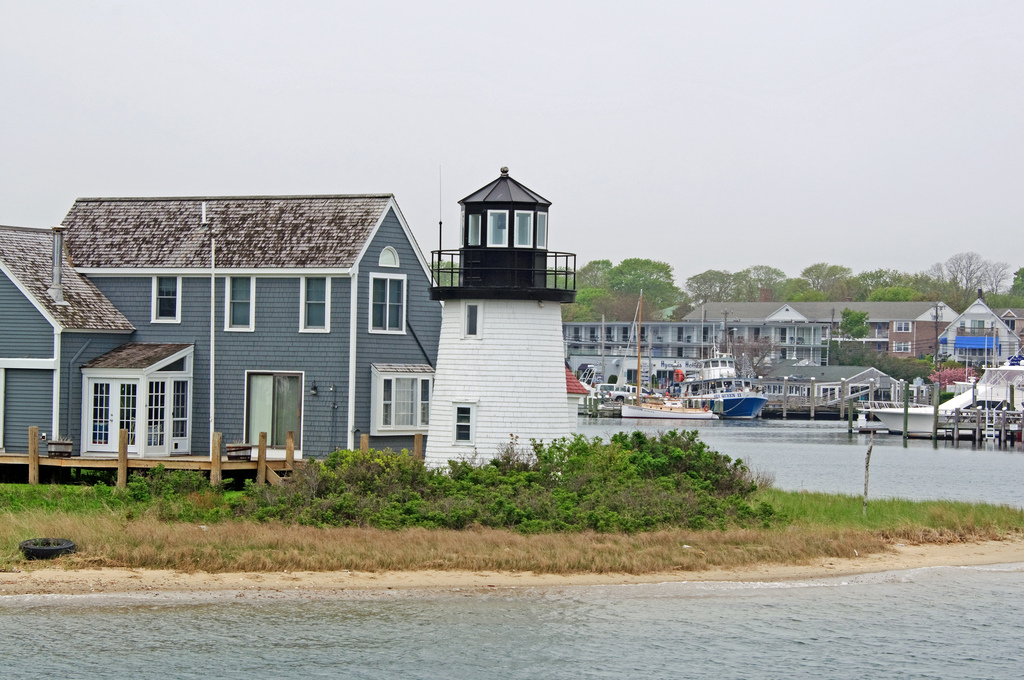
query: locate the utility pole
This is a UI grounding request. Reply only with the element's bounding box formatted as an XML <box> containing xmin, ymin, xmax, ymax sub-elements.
<box><xmin>933</xmin><ymin>301</ymin><xmax>941</xmax><ymax>370</ymax></box>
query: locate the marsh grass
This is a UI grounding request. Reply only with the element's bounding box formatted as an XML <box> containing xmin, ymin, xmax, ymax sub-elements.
<box><xmin>0</xmin><ymin>510</ymin><xmax>892</xmax><ymax>574</ymax></box>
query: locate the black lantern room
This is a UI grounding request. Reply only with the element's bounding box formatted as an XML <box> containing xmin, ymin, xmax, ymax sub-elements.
<box><xmin>431</xmin><ymin>168</ymin><xmax>576</xmax><ymax>302</ymax></box>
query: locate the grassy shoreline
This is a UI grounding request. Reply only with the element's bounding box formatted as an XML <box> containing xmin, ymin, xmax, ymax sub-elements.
<box><xmin>3</xmin><ymin>489</ymin><xmax>1021</xmax><ymax>575</ymax></box>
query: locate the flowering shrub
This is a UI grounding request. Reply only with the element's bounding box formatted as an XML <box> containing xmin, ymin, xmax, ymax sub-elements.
<box><xmin>928</xmin><ymin>366</ymin><xmax>976</xmax><ymax>389</ymax></box>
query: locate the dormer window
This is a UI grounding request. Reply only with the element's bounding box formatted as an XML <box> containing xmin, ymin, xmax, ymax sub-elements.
<box><xmin>467</xmin><ymin>214</ymin><xmax>482</xmax><ymax>246</ymax></box>
<box><xmin>487</xmin><ymin>210</ymin><xmax>507</xmax><ymax>247</ymax></box>
<box><xmin>536</xmin><ymin>212</ymin><xmax>548</xmax><ymax>249</ymax></box>
<box><xmin>514</xmin><ymin>211</ymin><xmax>533</xmax><ymax>247</ymax></box>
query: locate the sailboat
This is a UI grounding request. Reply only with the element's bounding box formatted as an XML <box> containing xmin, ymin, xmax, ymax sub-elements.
<box><xmin>619</xmin><ymin>291</ymin><xmax>718</xmax><ymax>420</ymax></box>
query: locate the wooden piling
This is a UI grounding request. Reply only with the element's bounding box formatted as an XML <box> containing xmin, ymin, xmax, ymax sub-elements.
<box><xmin>117</xmin><ymin>429</ymin><xmax>129</xmax><ymax>488</ymax></box>
<box><xmin>28</xmin><ymin>426</ymin><xmax>39</xmax><ymax>485</ymax></box>
<box><xmin>414</xmin><ymin>433</ymin><xmax>423</xmax><ymax>460</ymax></box>
<box><xmin>360</xmin><ymin>433</ymin><xmax>369</xmax><ymax>452</ymax></box>
<box><xmin>809</xmin><ymin>378</ymin><xmax>816</xmax><ymax>420</ymax></box>
<box><xmin>902</xmin><ymin>383</ymin><xmax>910</xmax><ymax>448</ymax></box>
<box><xmin>257</xmin><ymin>432</ymin><xmax>267</xmax><ymax>486</ymax></box>
<box><xmin>285</xmin><ymin>431</ymin><xmax>295</xmax><ymax>468</ymax></box>
<box><xmin>999</xmin><ymin>409</ymin><xmax>1007</xmax><ymax>448</ymax></box>
<box><xmin>840</xmin><ymin>379</ymin><xmax>847</xmax><ymax>420</ymax></box>
<box><xmin>848</xmin><ymin>395</ymin><xmax>855</xmax><ymax>434</ymax></box>
<box><xmin>953</xmin><ymin>408</ymin><xmax>961</xmax><ymax>445</ymax></box>
<box><xmin>210</xmin><ymin>431</ymin><xmax>223</xmax><ymax>486</ymax></box>
<box><xmin>932</xmin><ymin>385</ymin><xmax>939</xmax><ymax>448</ymax></box>
<box><xmin>782</xmin><ymin>377</ymin><xmax>788</xmax><ymax>420</ymax></box>
<box><xmin>862</xmin><ymin>432</ymin><xmax>873</xmax><ymax>516</ymax></box>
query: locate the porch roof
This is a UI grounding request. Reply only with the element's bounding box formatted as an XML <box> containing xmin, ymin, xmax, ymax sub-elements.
<box><xmin>83</xmin><ymin>343</ymin><xmax>192</xmax><ymax>369</ymax></box>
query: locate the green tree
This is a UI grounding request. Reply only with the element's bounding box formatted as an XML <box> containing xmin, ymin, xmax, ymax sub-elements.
<box><xmin>685</xmin><ymin>269</ymin><xmax>734</xmax><ymax>304</ymax></box>
<box><xmin>1011</xmin><ymin>267</ymin><xmax>1024</xmax><ymax>297</ymax></box>
<box><xmin>605</xmin><ymin>259</ymin><xmax>682</xmax><ymax>312</ymax></box>
<box><xmin>577</xmin><ymin>259</ymin><xmax>613</xmax><ymax>289</ymax></box>
<box><xmin>867</xmin><ymin>286</ymin><xmax>920</xmax><ymax>302</ymax></box>
<box><xmin>800</xmin><ymin>262</ymin><xmax>853</xmax><ymax>296</ymax></box>
<box><xmin>839</xmin><ymin>308</ymin><xmax>869</xmax><ymax>339</ymax></box>
<box><xmin>731</xmin><ymin>265</ymin><xmax>787</xmax><ymax>301</ymax></box>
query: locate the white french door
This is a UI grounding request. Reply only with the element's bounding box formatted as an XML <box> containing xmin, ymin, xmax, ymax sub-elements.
<box><xmin>88</xmin><ymin>379</ymin><xmax>139</xmax><ymax>453</ymax></box>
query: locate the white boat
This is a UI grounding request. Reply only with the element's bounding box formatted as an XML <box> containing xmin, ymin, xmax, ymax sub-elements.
<box><xmin>869</xmin><ymin>354</ymin><xmax>1024</xmax><ymax>434</ymax></box>
<box><xmin>621</xmin><ymin>400</ymin><xmax>718</xmax><ymax>420</ymax></box>
<box><xmin>676</xmin><ymin>354</ymin><xmax>767</xmax><ymax>419</ymax></box>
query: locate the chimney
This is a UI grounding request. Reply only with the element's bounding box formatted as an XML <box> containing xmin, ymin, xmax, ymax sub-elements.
<box><xmin>759</xmin><ymin>287</ymin><xmax>772</xmax><ymax>302</ymax></box>
<box><xmin>978</xmin><ymin>288</ymin><xmax>984</xmax><ymax>301</ymax></box>
<box><xmin>48</xmin><ymin>226</ymin><xmax>69</xmax><ymax>306</ymax></box>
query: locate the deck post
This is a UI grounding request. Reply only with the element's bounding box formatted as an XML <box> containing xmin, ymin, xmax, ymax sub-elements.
<box><xmin>28</xmin><ymin>426</ymin><xmax>39</xmax><ymax>485</ymax></box>
<box><xmin>999</xmin><ymin>409</ymin><xmax>1007</xmax><ymax>448</ymax></box>
<box><xmin>117</xmin><ymin>429</ymin><xmax>129</xmax><ymax>488</ymax></box>
<box><xmin>210</xmin><ymin>432</ymin><xmax>223</xmax><ymax>487</ymax></box>
<box><xmin>809</xmin><ymin>378</ymin><xmax>816</xmax><ymax>420</ymax></box>
<box><xmin>413</xmin><ymin>433</ymin><xmax>423</xmax><ymax>460</ymax></box>
<box><xmin>285</xmin><ymin>431</ymin><xmax>295</xmax><ymax>468</ymax></box>
<box><xmin>257</xmin><ymin>432</ymin><xmax>267</xmax><ymax>485</ymax></box>
<box><xmin>953</xmin><ymin>408</ymin><xmax>960</xmax><ymax>445</ymax></box>
<box><xmin>360</xmin><ymin>433</ymin><xmax>369</xmax><ymax>452</ymax></box>
<box><xmin>932</xmin><ymin>385</ymin><xmax>939</xmax><ymax>448</ymax></box>
<box><xmin>782</xmin><ymin>377</ymin><xmax>788</xmax><ymax>420</ymax></box>
<box><xmin>847</xmin><ymin>395</ymin><xmax>855</xmax><ymax>434</ymax></box>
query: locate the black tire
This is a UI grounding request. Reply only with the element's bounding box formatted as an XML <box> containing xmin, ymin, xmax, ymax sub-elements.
<box><xmin>19</xmin><ymin>538</ymin><xmax>76</xmax><ymax>560</ymax></box>
<box><xmin>615</xmin><ymin>396</ymin><xmax>624</xmax><ymax>402</ymax></box>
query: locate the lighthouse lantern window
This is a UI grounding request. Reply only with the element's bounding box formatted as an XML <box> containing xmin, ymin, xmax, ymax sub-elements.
<box><xmin>487</xmin><ymin>210</ymin><xmax>508</xmax><ymax>247</ymax></box>
<box><xmin>467</xmin><ymin>214</ymin><xmax>481</xmax><ymax>246</ymax></box>
<box><xmin>536</xmin><ymin>213</ymin><xmax>548</xmax><ymax>249</ymax></box>
<box><xmin>514</xmin><ymin>211</ymin><xmax>533</xmax><ymax>248</ymax></box>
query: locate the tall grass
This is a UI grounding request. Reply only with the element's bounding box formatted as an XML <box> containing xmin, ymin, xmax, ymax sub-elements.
<box><xmin>0</xmin><ymin>510</ymin><xmax>891</xmax><ymax>574</ymax></box>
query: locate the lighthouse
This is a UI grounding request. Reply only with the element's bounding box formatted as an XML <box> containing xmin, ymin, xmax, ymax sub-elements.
<box><xmin>425</xmin><ymin>168</ymin><xmax>577</xmax><ymax>464</ymax></box>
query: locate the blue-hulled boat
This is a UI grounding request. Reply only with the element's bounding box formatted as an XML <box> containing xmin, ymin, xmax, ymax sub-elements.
<box><xmin>677</xmin><ymin>354</ymin><xmax>767</xmax><ymax>419</ymax></box>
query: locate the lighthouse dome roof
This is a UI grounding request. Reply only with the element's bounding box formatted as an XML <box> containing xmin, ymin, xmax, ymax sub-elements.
<box><xmin>459</xmin><ymin>167</ymin><xmax>551</xmax><ymax>207</ymax></box>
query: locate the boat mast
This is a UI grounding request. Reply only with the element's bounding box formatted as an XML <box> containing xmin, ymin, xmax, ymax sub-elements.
<box><xmin>637</xmin><ymin>290</ymin><xmax>643</xmax><ymax>402</ymax></box>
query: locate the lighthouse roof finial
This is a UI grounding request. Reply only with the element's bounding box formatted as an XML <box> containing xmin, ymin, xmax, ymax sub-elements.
<box><xmin>500</xmin><ymin>166</ymin><xmax>509</xmax><ymax>176</ymax></box>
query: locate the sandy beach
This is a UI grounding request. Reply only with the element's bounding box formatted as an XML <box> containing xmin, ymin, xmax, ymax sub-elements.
<box><xmin>3</xmin><ymin>537</ymin><xmax>1023</xmax><ymax>598</ymax></box>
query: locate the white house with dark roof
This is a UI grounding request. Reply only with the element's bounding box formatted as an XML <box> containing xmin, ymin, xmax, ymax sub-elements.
<box><xmin>0</xmin><ymin>194</ymin><xmax>442</xmax><ymax>459</ymax></box>
<box><xmin>938</xmin><ymin>294</ymin><xmax>1020</xmax><ymax>367</ymax></box>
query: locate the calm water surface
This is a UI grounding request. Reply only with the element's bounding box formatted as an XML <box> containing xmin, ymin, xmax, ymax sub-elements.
<box><xmin>579</xmin><ymin>418</ymin><xmax>1024</xmax><ymax>508</ymax></box>
<box><xmin>3</xmin><ymin>564</ymin><xmax>1022</xmax><ymax>679</ymax></box>
<box><xmin>4</xmin><ymin>420</ymin><xmax>1022</xmax><ymax>678</ymax></box>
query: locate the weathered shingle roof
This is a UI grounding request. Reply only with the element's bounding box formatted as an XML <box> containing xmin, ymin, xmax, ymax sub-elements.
<box><xmin>61</xmin><ymin>195</ymin><xmax>393</xmax><ymax>269</ymax></box>
<box><xmin>83</xmin><ymin>343</ymin><xmax>192</xmax><ymax>369</ymax></box>
<box><xmin>0</xmin><ymin>225</ymin><xmax>134</xmax><ymax>331</ymax></box>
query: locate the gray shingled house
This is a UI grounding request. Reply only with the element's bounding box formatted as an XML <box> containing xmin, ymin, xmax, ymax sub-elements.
<box><xmin>0</xmin><ymin>194</ymin><xmax>441</xmax><ymax>459</ymax></box>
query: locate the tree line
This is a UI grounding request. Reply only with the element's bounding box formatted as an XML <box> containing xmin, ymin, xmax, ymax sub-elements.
<box><xmin>565</xmin><ymin>252</ymin><xmax>1024</xmax><ymax>322</ymax></box>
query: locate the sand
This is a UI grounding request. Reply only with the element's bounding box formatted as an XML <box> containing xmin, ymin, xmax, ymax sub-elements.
<box><xmin>2</xmin><ymin>537</ymin><xmax>1023</xmax><ymax>598</ymax></box>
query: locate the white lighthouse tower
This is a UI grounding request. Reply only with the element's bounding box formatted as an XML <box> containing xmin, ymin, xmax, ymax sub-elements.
<box><xmin>425</xmin><ymin>168</ymin><xmax>577</xmax><ymax>464</ymax></box>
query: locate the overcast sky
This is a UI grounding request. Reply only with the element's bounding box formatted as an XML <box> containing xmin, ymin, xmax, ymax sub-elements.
<box><xmin>2</xmin><ymin>1</ymin><xmax>1022</xmax><ymax>285</ymax></box>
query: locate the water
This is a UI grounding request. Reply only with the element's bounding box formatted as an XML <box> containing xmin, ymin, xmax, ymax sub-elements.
<box><xmin>4</xmin><ymin>420</ymin><xmax>1023</xmax><ymax>678</ymax></box>
<box><xmin>579</xmin><ymin>418</ymin><xmax>1024</xmax><ymax>508</ymax></box>
<box><xmin>3</xmin><ymin>564</ymin><xmax>1023</xmax><ymax>679</ymax></box>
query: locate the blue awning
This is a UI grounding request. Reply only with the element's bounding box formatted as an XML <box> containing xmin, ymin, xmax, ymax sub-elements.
<box><xmin>954</xmin><ymin>336</ymin><xmax>1000</xmax><ymax>352</ymax></box>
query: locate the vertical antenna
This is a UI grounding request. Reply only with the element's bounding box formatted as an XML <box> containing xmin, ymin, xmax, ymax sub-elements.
<box><xmin>438</xmin><ymin>164</ymin><xmax>443</xmax><ymax>252</ymax></box>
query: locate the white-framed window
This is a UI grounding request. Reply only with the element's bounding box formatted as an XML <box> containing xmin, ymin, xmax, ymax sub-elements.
<box><xmin>370</xmin><ymin>274</ymin><xmax>406</xmax><ymax>333</ymax></box>
<box><xmin>893</xmin><ymin>341</ymin><xmax>911</xmax><ymax>353</ymax></box>
<box><xmin>514</xmin><ymin>211</ymin><xmax>533</xmax><ymax>247</ymax></box>
<box><xmin>895</xmin><ymin>321</ymin><xmax>911</xmax><ymax>333</ymax></box>
<box><xmin>151</xmin><ymin>276</ymin><xmax>181</xmax><ymax>323</ymax></box>
<box><xmin>301</xmin><ymin>277</ymin><xmax>330</xmax><ymax>332</ymax></box>
<box><xmin>370</xmin><ymin>365</ymin><xmax>433</xmax><ymax>435</ymax></box>
<box><xmin>245</xmin><ymin>371</ymin><xmax>303</xmax><ymax>449</ymax></box>
<box><xmin>487</xmin><ymin>210</ymin><xmax>508</xmax><ymax>247</ymax></box>
<box><xmin>536</xmin><ymin>212</ymin><xmax>548</xmax><ymax>249</ymax></box>
<box><xmin>467</xmin><ymin>214</ymin><xmax>482</xmax><ymax>246</ymax></box>
<box><xmin>378</xmin><ymin>247</ymin><xmax>400</xmax><ymax>267</ymax></box>
<box><xmin>454</xmin><ymin>403</ymin><xmax>475</xmax><ymax>444</ymax></box>
<box><xmin>226</xmin><ymin>276</ymin><xmax>255</xmax><ymax>331</ymax></box>
<box><xmin>464</xmin><ymin>301</ymin><xmax>481</xmax><ymax>337</ymax></box>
